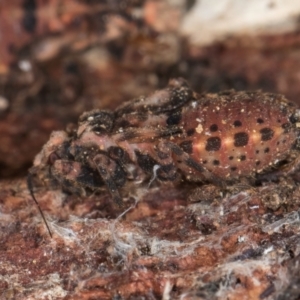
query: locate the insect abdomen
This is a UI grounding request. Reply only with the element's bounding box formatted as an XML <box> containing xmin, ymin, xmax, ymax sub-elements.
<box><xmin>178</xmin><ymin>91</ymin><xmax>299</xmax><ymax>179</ymax></box>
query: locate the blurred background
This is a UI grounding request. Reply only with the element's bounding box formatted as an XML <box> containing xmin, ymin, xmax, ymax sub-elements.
<box><xmin>1</xmin><ymin>0</ymin><xmax>300</xmax><ymax>178</ymax></box>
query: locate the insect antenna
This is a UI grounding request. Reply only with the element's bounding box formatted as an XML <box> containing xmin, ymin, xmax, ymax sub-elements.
<box><xmin>27</xmin><ymin>173</ymin><xmax>53</xmax><ymax>238</ymax></box>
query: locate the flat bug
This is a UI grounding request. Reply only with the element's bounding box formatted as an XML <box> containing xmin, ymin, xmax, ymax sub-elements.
<box><xmin>28</xmin><ymin>78</ymin><xmax>300</xmax><ymax>236</ymax></box>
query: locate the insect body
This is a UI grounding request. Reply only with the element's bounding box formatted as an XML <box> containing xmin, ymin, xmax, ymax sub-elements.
<box><xmin>29</xmin><ymin>78</ymin><xmax>300</xmax><ymax>208</ymax></box>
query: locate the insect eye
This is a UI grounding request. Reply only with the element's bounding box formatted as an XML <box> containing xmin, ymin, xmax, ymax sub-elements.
<box><xmin>108</xmin><ymin>146</ymin><xmax>125</xmax><ymax>159</ymax></box>
<box><xmin>48</xmin><ymin>152</ymin><xmax>60</xmax><ymax>165</ymax></box>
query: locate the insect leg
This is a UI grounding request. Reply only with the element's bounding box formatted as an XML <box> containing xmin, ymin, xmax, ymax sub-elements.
<box><xmin>27</xmin><ymin>172</ymin><xmax>53</xmax><ymax>237</ymax></box>
<box><xmin>161</xmin><ymin>141</ymin><xmax>223</xmax><ymax>186</ymax></box>
<box><xmin>258</xmin><ymin>153</ymin><xmax>300</xmax><ymax>181</ymax></box>
<box><xmin>92</xmin><ymin>154</ymin><xmax>126</xmax><ymax>207</ymax></box>
<box><xmin>152</xmin><ymin>141</ymin><xmax>178</xmax><ymax>181</ymax></box>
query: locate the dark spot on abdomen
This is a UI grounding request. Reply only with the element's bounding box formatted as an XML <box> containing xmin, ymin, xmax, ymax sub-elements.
<box><xmin>205</xmin><ymin>137</ymin><xmax>221</xmax><ymax>151</ymax></box>
<box><xmin>187</xmin><ymin>128</ymin><xmax>195</xmax><ymax>136</ymax></box>
<box><xmin>233</xmin><ymin>120</ymin><xmax>242</xmax><ymax>127</ymax></box>
<box><xmin>180</xmin><ymin>140</ymin><xmax>193</xmax><ymax>154</ymax></box>
<box><xmin>260</xmin><ymin>128</ymin><xmax>274</xmax><ymax>141</ymax></box>
<box><xmin>209</xmin><ymin>124</ymin><xmax>218</xmax><ymax>132</ymax></box>
<box><xmin>213</xmin><ymin>160</ymin><xmax>220</xmax><ymax>165</ymax></box>
<box><xmin>234</xmin><ymin>132</ymin><xmax>249</xmax><ymax>147</ymax></box>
